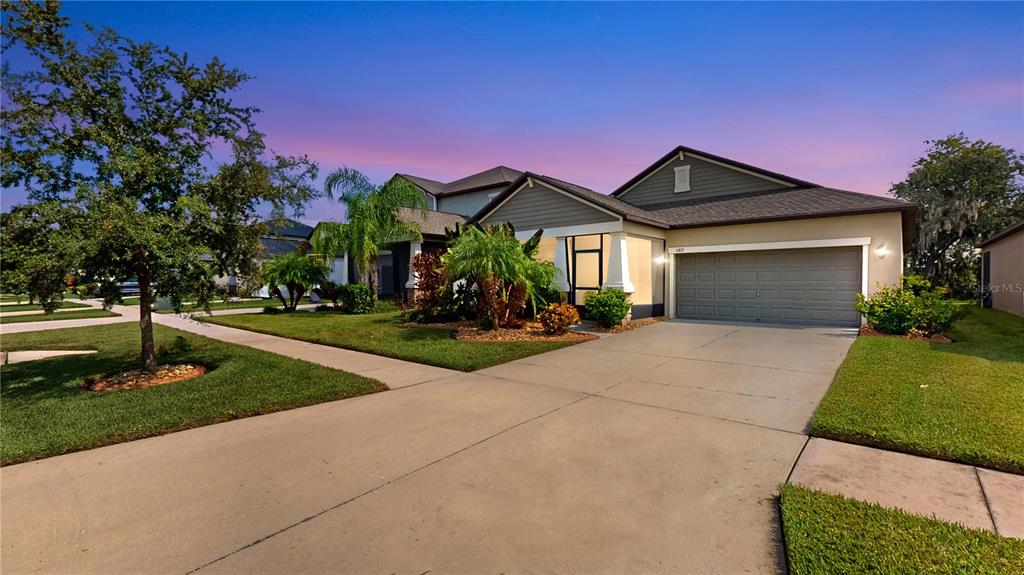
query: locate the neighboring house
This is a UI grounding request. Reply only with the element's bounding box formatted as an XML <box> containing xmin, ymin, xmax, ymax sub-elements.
<box><xmin>470</xmin><ymin>145</ymin><xmax>916</xmax><ymax>327</ymax></box>
<box><xmin>215</xmin><ymin>218</ymin><xmax>315</xmax><ymax>295</ymax></box>
<box><xmin>979</xmin><ymin>221</ymin><xmax>1024</xmax><ymax>317</ymax></box>
<box><xmin>363</xmin><ymin>166</ymin><xmax>523</xmax><ymax>298</ymax></box>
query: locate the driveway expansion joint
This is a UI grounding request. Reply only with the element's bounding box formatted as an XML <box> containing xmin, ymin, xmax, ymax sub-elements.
<box><xmin>186</xmin><ymin>394</ymin><xmax>592</xmax><ymax>574</ymax></box>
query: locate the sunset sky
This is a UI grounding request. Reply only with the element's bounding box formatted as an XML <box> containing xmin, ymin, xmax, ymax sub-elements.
<box><xmin>4</xmin><ymin>1</ymin><xmax>1023</xmax><ymax>222</ymax></box>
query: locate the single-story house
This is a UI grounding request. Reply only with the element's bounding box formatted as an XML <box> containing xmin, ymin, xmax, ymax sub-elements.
<box><xmin>979</xmin><ymin>220</ymin><xmax>1024</xmax><ymax>317</ymax></box>
<box><xmin>468</xmin><ymin>145</ymin><xmax>916</xmax><ymax>327</ymax></box>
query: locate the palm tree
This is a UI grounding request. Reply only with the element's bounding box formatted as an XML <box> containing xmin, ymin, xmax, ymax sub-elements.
<box><xmin>262</xmin><ymin>252</ymin><xmax>327</xmax><ymax>310</ymax></box>
<box><xmin>310</xmin><ymin>168</ymin><xmax>426</xmax><ymax>299</ymax></box>
<box><xmin>442</xmin><ymin>224</ymin><xmax>555</xmax><ymax>329</ymax></box>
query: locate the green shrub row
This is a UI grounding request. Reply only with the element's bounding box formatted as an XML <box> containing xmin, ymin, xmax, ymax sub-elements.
<box><xmin>856</xmin><ymin>275</ymin><xmax>963</xmax><ymax>335</ymax></box>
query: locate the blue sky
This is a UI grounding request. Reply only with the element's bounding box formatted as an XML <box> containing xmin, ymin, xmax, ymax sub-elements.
<box><xmin>3</xmin><ymin>1</ymin><xmax>1022</xmax><ymax>222</ymax></box>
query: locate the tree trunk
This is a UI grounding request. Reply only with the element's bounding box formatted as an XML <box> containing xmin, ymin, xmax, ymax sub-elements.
<box><xmin>273</xmin><ymin>286</ymin><xmax>288</xmax><ymax>309</ymax></box>
<box><xmin>367</xmin><ymin>265</ymin><xmax>379</xmax><ymax>302</ymax></box>
<box><xmin>138</xmin><ymin>265</ymin><xmax>158</xmax><ymax>374</ymax></box>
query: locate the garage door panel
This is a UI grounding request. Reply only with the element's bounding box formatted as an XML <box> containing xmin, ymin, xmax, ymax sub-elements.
<box><xmin>675</xmin><ymin>247</ymin><xmax>861</xmax><ymax>327</ymax></box>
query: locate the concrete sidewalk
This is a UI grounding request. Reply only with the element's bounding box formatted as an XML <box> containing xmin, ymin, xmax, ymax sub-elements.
<box><xmin>790</xmin><ymin>437</ymin><xmax>1024</xmax><ymax>538</ymax></box>
<box><xmin>153</xmin><ymin>311</ymin><xmax>457</xmax><ymax>388</ymax></box>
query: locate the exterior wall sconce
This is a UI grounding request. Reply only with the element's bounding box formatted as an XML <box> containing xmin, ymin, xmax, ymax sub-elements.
<box><xmin>654</xmin><ymin>255</ymin><xmax>667</xmax><ymax>265</ymax></box>
<box><xmin>875</xmin><ymin>243</ymin><xmax>889</xmax><ymax>259</ymax></box>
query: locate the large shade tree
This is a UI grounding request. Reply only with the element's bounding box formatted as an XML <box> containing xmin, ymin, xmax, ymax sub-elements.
<box><xmin>310</xmin><ymin>168</ymin><xmax>426</xmax><ymax>299</ymax></box>
<box><xmin>1</xmin><ymin>1</ymin><xmax>319</xmax><ymax>372</ymax></box>
<box><xmin>892</xmin><ymin>134</ymin><xmax>1024</xmax><ymax>296</ymax></box>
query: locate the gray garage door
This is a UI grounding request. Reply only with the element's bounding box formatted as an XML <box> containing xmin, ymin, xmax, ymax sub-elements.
<box><xmin>675</xmin><ymin>247</ymin><xmax>861</xmax><ymax>327</ymax></box>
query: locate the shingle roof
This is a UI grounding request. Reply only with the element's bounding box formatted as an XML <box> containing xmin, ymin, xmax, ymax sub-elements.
<box><xmin>261</xmin><ymin>236</ymin><xmax>307</xmax><ymax>257</ymax></box>
<box><xmin>642</xmin><ymin>187</ymin><xmax>914</xmax><ymax>228</ymax></box>
<box><xmin>265</xmin><ymin>218</ymin><xmax>313</xmax><ymax>238</ymax></box>
<box><xmin>978</xmin><ymin>220</ymin><xmax>1024</xmax><ymax>248</ymax></box>
<box><xmin>397</xmin><ymin>207</ymin><xmax>466</xmax><ymax>237</ymax></box>
<box><xmin>399</xmin><ymin>166</ymin><xmax>522</xmax><ymax>198</ymax></box>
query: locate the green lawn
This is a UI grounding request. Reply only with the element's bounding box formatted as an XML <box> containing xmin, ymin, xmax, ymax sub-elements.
<box><xmin>780</xmin><ymin>485</ymin><xmax>1024</xmax><ymax>575</ymax></box>
<box><xmin>155</xmin><ymin>299</ymin><xmax>281</xmax><ymax>313</ymax></box>
<box><xmin>0</xmin><ymin>309</ymin><xmax>119</xmax><ymax>324</ymax></box>
<box><xmin>0</xmin><ymin>323</ymin><xmax>385</xmax><ymax>465</ymax></box>
<box><xmin>811</xmin><ymin>307</ymin><xmax>1024</xmax><ymax>474</ymax></box>
<box><xmin>205</xmin><ymin>310</ymin><xmax>579</xmax><ymax>371</ymax></box>
<box><xmin>0</xmin><ymin>300</ymin><xmax>90</xmax><ymax>312</ymax></box>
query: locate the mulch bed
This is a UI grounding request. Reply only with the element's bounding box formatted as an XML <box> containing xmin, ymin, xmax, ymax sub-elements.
<box><xmin>83</xmin><ymin>364</ymin><xmax>209</xmax><ymax>391</ymax></box>
<box><xmin>405</xmin><ymin>319</ymin><xmax>597</xmax><ymax>342</ymax></box>
<box><xmin>859</xmin><ymin>325</ymin><xmax>953</xmax><ymax>344</ymax></box>
<box><xmin>454</xmin><ymin>322</ymin><xmax>597</xmax><ymax>343</ymax></box>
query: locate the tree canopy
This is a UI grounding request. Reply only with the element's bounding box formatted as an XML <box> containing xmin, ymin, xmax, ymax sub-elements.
<box><xmin>1</xmin><ymin>0</ymin><xmax>319</xmax><ymax>371</ymax></box>
<box><xmin>892</xmin><ymin>134</ymin><xmax>1024</xmax><ymax>295</ymax></box>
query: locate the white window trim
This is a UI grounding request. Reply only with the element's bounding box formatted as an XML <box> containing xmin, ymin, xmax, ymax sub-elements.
<box><xmin>674</xmin><ymin>165</ymin><xmax>691</xmax><ymax>193</ymax></box>
<box><xmin>668</xmin><ymin>237</ymin><xmax>870</xmax><ymax>254</ymax></box>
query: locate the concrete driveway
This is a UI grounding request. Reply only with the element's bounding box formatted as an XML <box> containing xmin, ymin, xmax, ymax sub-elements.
<box><xmin>1</xmin><ymin>320</ymin><xmax>855</xmax><ymax>574</ymax></box>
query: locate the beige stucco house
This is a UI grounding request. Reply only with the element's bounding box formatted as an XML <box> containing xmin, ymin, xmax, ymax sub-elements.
<box><xmin>980</xmin><ymin>221</ymin><xmax>1024</xmax><ymax>317</ymax></box>
<box><xmin>470</xmin><ymin>145</ymin><xmax>915</xmax><ymax>327</ymax></box>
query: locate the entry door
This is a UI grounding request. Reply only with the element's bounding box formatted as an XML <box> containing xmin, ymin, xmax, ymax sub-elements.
<box><xmin>675</xmin><ymin>247</ymin><xmax>861</xmax><ymax>327</ymax></box>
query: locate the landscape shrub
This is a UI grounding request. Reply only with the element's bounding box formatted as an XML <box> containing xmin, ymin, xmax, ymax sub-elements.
<box><xmin>337</xmin><ymin>283</ymin><xmax>374</xmax><ymax>314</ymax></box>
<box><xmin>262</xmin><ymin>305</ymin><xmax>285</xmax><ymax>314</ymax></box>
<box><xmin>538</xmin><ymin>302</ymin><xmax>580</xmax><ymax>335</ymax></box>
<box><xmin>856</xmin><ymin>276</ymin><xmax>963</xmax><ymax>335</ymax></box>
<box><xmin>317</xmin><ymin>281</ymin><xmax>342</xmax><ymax>308</ymax></box>
<box><xmin>856</xmin><ymin>284</ymin><xmax>918</xmax><ymax>334</ymax></box>
<box><xmin>913</xmin><ymin>288</ymin><xmax>964</xmax><ymax>335</ymax></box>
<box><xmin>584</xmin><ymin>288</ymin><xmax>632</xmax><ymax>328</ymax></box>
<box><xmin>408</xmin><ymin>251</ymin><xmax>473</xmax><ymax>323</ymax></box>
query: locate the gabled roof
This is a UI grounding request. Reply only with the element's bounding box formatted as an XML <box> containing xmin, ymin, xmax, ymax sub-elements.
<box><xmin>265</xmin><ymin>218</ymin><xmax>313</xmax><ymax>239</ymax></box>
<box><xmin>260</xmin><ymin>237</ymin><xmax>308</xmax><ymax>257</ymax></box>
<box><xmin>471</xmin><ymin>172</ymin><xmax>670</xmax><ymax>228</ymax></box>
<box><xmin>611</xmin><ymin>145</ymin><xmax>820</xmax><ymax>197</ymax></box>
<box><xmin>397</xmin><ymin>207</ymin><xmax>466</xmax><ymax>237</ymax></box>
<box><xmin>642</xmin><ymin>187</ymin><xmax>915</xmax><ymax>228</ymax></box>
<box><xmin>399</xmin><ymin>166</ymin><xmax>523</xmax><ymax>198</ymax></box>
<box><xmin>978</xmin><ymin>220</ymin><xmax>1024</xmax><ymax>248</ymax></box>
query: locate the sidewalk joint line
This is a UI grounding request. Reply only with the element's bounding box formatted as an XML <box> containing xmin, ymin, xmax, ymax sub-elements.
<box><xmin>185</xmin><ymin>394</ymin><xmax>591</xmax><ymax>574</ymax></box>
<box><xmin>973</xmin><ymin>466</ymin><xmax>999</xmax><ymax>534</ymax></box>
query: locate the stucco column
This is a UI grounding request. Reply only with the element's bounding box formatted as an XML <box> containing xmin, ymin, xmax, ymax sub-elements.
<box><xmin>554</xmin><ymin>237</ymin><xmax>570</xmax><ymax>292</ymax></box>
<box><xmin>604</xmin><ymin>232</ymin><xmax>635</xmax><ymax>293</ymax></box>
<box><xmin>405</xmin><ymin>241</ymin><xmax>422</xmax><ymax>289</ymax></box>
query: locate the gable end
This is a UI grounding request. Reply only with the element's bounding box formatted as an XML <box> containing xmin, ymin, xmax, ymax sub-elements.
<box><xmin>479</xmin><ymin>179</ymin><xmax>619</xmax><ymax>229</ymax></box>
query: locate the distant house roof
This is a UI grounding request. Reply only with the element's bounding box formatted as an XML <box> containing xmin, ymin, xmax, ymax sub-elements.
<box><xmin>399</xmin><ymin>166</ymin><xmax>523</xmax><ymax>198</ymax></box>
<box><xmin>259</xmin><ymin>218</ymin><xmax>312</xmax><ymax>257</ymax></box>
<box><xmin>978</xmin><ymin>220</ymin><xmax>1024</xmax><ymax>249</ymax></box>
<box><xmin>265</xmin><ymin>218</ymin><xmax>313</xmax><ymax>238</ymax></box>
<box><xmin>611</xmin><ymin>144</ymin><xmax>820</xmax><ymax>197</ymax></box>
<box><xmin>397</xmin><ymin>207</ymin><xmax>466</xmax><ymax>237</ymax></box>
<box><xmin>642</xmin><ymin>187</ymin><xmax>915</xmax><ymax>229</ymax></box>
<box><xmin>261</xmin><ymin>236</ymin><xmax>308</xmax><ymax>257</ymax></box>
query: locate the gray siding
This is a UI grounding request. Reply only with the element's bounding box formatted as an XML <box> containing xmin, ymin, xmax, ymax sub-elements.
<box><xmin>481</xmin><ymin>182</ymin><xmax>618</xmax><ymax>229</ymax></box>
<box><xmin>621</xmin><ymin>155</ymin><xmax>786</xmax><ymax>207</ymax></box>
<box><xmin>437</xmin><ymin>186</ymin><xmax>505</xmax><ymax>217</ymax></box>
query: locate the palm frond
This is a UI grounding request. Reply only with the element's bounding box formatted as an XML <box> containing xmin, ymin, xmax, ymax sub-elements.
<box><xmin>324</xmin><ymin>167</ymin><xmax>375</xmax><ymax>201</ymax></box>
